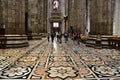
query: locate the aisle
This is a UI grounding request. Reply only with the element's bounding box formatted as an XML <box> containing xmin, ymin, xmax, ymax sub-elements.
<box><xmin>0</xmin><ymin>38</ymin><xmax>119</xmax><ymax>80</ymax></box>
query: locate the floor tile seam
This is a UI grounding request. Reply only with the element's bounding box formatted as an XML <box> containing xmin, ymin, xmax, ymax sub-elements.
<box><xmin>42</xmin><ymin>48</ymin><xmax>52</xmax><ymax>79</ymax></box>
<box><xmin>27</xmin><ymin>42</ymin><xmax>49</xmax><ymax>79</ymax></box>
<box><xmin>71</xmin><ymin>49</ymin><xmax>99</xmax><ymax>79</ymax></box>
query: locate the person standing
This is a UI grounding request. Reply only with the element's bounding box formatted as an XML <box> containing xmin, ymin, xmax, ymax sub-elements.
<box><xmin>64</xmin><ymin>32</ymin><xmax>68</xmax><ymax>43</ymax></box>
<box><xmin>47</xmin><ymin>33</ymin><xmax>50</xmax><ymax>41</ymax></box>
<box><xmin>77</xmin><ymin>33</ymin><xmax>81</xmax><ymax>45</ymax></box>
<box><xmin>56</xmin><ymin>31</ymin><xmax>59</xmax><ymax>42</ymax></box>
<box><xmin>51</xmin><ymin>32</ymin><xmax>55</xmax><ymax>43</ymax></box>
<box><xmin>59</xmin><ymin>32</ymin><xmax>62</xmax><ymax>43</ymax></box>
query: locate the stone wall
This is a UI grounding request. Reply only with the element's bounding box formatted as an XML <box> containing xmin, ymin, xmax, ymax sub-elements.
<box><xmin>1</xmin><ymin>0</ymin><xmax>25</xmax><ymax>34</ymax></box>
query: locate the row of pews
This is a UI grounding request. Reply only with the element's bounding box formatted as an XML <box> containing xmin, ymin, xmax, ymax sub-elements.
<box><xmin>86</xmin><ymin>35</ymin><xmax>120</xmax><ymax>50</ymax></box>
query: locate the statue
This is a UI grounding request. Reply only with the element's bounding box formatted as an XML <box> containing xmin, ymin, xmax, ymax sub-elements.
<box><xmin>53</xmin><ymin>0</ymin><xmax>59</xmax><ymax>11</ymax></box>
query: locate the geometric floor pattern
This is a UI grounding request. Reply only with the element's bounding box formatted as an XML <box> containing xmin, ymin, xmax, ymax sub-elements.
<box><xmin>0</xmin><ymin>38</ymin><xmax>120</xmax><ymax>80</ymax></box>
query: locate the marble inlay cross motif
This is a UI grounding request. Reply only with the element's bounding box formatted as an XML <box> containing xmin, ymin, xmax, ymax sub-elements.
<box><xmin>46</xmin><ymin>66</ymin><xmax>78</xmax><ymax>79</ymax></box>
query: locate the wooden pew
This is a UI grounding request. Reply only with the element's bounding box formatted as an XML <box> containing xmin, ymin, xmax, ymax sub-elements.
<box><xmin>108</xmin><ymin>36</ymin><xmax>120</xmax><ymax>50</ymax></box>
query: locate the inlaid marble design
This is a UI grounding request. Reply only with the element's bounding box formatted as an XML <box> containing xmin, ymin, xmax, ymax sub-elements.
<box><xmin>0</xmin><ymin>38</ymin><xmax>119</xmax><ymax>80</ymax></box>
<box><xmin>46</xmin><ymin>66</ymin><xmax>78</xmax><ymax>79</ymax></box>
<box><xmin>0</xmin><ymin>66</ymin><xmax>32</xmax><ymax>79</ymax></box>
<box><xmin>92</xmin><ymin>65</ymin><xmax>120</xmax><ymax>78</ymax></box>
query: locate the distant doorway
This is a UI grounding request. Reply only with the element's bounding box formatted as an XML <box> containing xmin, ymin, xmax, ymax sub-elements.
<box><xmin>52</xmin><ymin>22</ymin><xmax>60</xmax><ymax>33</ymax></box>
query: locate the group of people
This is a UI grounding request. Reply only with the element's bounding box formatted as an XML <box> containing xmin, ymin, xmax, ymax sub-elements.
<box><xmin>47</xmin><ymin>32</ymin><xmax>69</xmax><ymax>43</ymax></box>
<box><xmin>47</xmin><ymin>31</ymin><xmax>82</xmax><ymax>45</ymax></box>
<box><xmin>72</xmin><ymin>33</ymin><xmax>81</xmax><ymax>45</ymax></box>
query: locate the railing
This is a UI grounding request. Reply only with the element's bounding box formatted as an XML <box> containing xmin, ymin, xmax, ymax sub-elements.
<box><xmin>86</xmin><ymin>35</ymin><xmax>119</xmax><ymax>49</ymax></box>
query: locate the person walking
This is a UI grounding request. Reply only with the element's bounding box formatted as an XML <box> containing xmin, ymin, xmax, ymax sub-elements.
<box><xmin>47</xmin><ymin>33</ymin><xmax>50</xmax><ymax>41</ymax></box>
<box><xmin>77</xmin><ymin>33</ymin><xmax>81</xmax><ymax>45</ymax></box>
<box><xmin>64</xmin><ymin>32</ymin><xmax>68</xmax><ymax>43</ymax></box>
<box><xmin>59</xmin><ymin>32</ymin><xmax>62</xmax><ymax>43</ymax></box>
<box><xmin>51</xmin><ymin>32</ymin><xmax>55</xmax><ymax>43</ymax></box>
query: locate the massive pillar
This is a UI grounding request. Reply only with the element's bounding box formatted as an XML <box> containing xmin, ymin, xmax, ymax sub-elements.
<box><xmin>28</xmin><ymin>0</ymin><xmax>39</xmax><ymax>34</ymax></box>
<box><xmin>64</xmin><ymin>0</ymin><xmax>68</xmax><ymax>32</ymax></box>
<box><xmin>89</xmin><ymin>0</ymin><xmax>115</xmax><ymax>35</ymax></box>
<box><xmin>43</xmin><ymin>0</ymin><xmax>48</xmax><ymax>33</ymax></box>
<box><xmin>47</xmin><ymin>0</ymin><xmax>52</xmax><ymax>33</ymax></box>
<box><xmin>25</xmin><ymin>0</ymin><xmax>29</xmax><ymax>34</ymax></box>
<box><xmin>1</xmin><ymin>0</ymin><xmax>25</xmax><ymax>34</ymax></box>
<box><xmin>61</xmin><ymin>0</ymin><xmax>65</xmax><ymax>33</ymax></box>
<box><xmin>113</xmin><ymin>0</ymin><xmax>120</xmax><ymax>35</ymax></box>
<box><xmin>68</xmin><ymin>0</ymin><xmax>75</xmax><ymax>32</ymax></box>
<box><xmin>0</xmin><ymin>0</ymin><xmax>28</xmax><ymax>48</ymax></box>
<box><xmin>38</xmin><ymin>0</ymin><xmax>44</xmax><ymax>33</ymax></box>
<box><xmin>38</xmin><ymin>0</ymin><xmax>47</xmax><ymax>33</ymax></box>
<box><xmin>86</xmin><ymin>0</ymin><xmax>90</xmax><ymax>35</ymax></box>
<box><xmin>76</xmin><ymin>0</ymin><xmax>86</xmax><ymax>34</ymax></box>
<box><xmin>68</xmin><ymin>0</ymin><xmax>86</xmax><ymax>34</ymax></box>
<box><xmin>28</xmin><ymin>0</ymin><xmax>47</xmax><ymax>34</ymax></box>
<box><xmin>0</xmin><ymin>0</ymin><xmax>3</xmax><ymax>28</ymax></box>
<box><xmin>1</xmin><ymin>0</ymin><xmax>26</xmax><ymax>34</ymax></box>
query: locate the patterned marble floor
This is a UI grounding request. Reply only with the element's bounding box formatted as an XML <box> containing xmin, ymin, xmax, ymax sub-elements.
<box><xmin>0</xmin><ymin>38</ymin><xmax>120</xmax><ymax>80</ymax></box>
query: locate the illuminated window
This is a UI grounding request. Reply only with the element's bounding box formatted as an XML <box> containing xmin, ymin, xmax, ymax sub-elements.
<box><xmin>53</xmin><ymin>22</ymin><xmax>59</xmax><ymax>27</ymax></box>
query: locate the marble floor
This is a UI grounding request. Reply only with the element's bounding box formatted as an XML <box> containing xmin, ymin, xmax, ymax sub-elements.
<box><xmin>0</xmin><ymin>38</ymin><xmax>120</xmax><ymax>80</ymax></box>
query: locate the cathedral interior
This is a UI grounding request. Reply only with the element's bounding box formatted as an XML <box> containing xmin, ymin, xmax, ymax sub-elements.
<box><xmin>0</xmin><ymin>0</ymin><xmax>120</xmax><ymax>80</ymax></box>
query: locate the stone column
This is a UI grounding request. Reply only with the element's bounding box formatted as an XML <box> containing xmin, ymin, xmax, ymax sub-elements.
<box><xmin>28</xmin><ymin>0</ymin><xmax>47</xmax><ymax>34</ymax></box>
<box><xmin>113</xmin><ymin>0</ymin><xmax>120</xmax><ymax>35</ymax></box>
<box><xmin>1</xmin><ymin>0</ymin><xmax>25</xmax><ymax>34</ymax></box>
<box><xmin>43</xmin><ymin>0</ymin><xmax>47</xmax><ymax>33</ymax></box>
<box><xmin>89</xmin><ymin>0</ymin><xmax>115</xmax><ymax>35</ymax></box>
<box><xmin>25</xmin><ymin>0</ymin><xmax>29</xmax><ymax>34</ymax></box>
<box><xmin>61</xmin><ymin>0</ymin><xmax>65</xmax><ymax>34</ymax></box>
<box><xmin>40</xmin><ymin>0</ymin><xmax>44</xmax><ymax>33</ymax></box>
<box><xmin>86</xmin><ymin>0</ymin><xmax>90</xmax><ymax>35</ymax></box>
<box><xmin>18</xmin><ymin>0</ymin><xmax>25</xmax><ymax>34</ymax></box>
<box><xmin>68</xmin><ymin>0</ymin><xmax>75</xmax><ymax>30</ymax></box>
<box><xmin>74</xmin><ymin>0</ymin><xmax>77</xmax><ymax>33</ymax></box>
<box><xmin>89</xmin><ymin>0</ymin><xmax>99</xmax><ymax>35</ymax></box>
<box><xmin>38</xmin><ymin>0</ymin><xmax>44</xmax><ymax>33</ymax></box>
<box><xmin>47</xmin><ymin>0</ymin><xmax>51</xmax><ymax>33</ymax></box>
<box><xmin>65</xmin><ymin>0</ymin><xmax>68</xmax><ymax>32</ymax></box>
<box><xmin>75</xmin><ymin>0</ymin><xmax>86</xmax><ymax>34</ymax></box>
<box><xmin>0</xmin><ymin>0</ymin><xmax>3</xmax><ymax>28</ymax></box>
